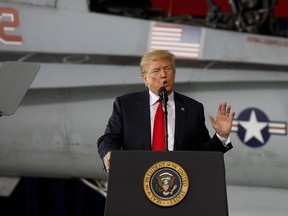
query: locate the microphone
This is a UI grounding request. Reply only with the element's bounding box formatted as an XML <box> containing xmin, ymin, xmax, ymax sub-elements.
<box><xmin>159</xmin><ymin>87</ymin><xmax>168</xmax><ymax>103</ymax></box>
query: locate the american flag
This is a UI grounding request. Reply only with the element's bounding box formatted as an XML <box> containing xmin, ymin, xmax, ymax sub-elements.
<box><xmin>149</xmin><ymin>23</ymin><xmax>202</xmax><ymax>59</ymax></box>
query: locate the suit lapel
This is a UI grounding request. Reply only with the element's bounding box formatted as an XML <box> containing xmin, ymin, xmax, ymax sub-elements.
<box><xmin>136</xmin><ymin>90</ymin><xmax>151</xmax><ymax>150</ymax></box>
<box><xmin>174</xmin><ymin>92</ymin><xmax>186</xmax><ymax>150</ymax></box>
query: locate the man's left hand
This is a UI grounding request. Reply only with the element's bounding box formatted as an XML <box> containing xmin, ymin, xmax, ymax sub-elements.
<box><xmin>209</xmin><ymin>102</ymin><xmax>235</xmax><ymax>139</ymax></box>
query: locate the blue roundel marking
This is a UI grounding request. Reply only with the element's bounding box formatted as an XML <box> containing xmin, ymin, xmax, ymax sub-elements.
<box><xmin>237</xmin><ymin>108</ymin><xmax>270</xmax><ymax>148</ymax></box>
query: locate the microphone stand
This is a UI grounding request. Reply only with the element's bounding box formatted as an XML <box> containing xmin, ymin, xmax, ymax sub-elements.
<box><xmin>159</xmin><ymin>88</ymin><xmax>169</xmax><ymax>151</ymax></box>
<box><xmin>162</xmin><ymin>99</ymin><xmax>169</xmax><ymax>151</ymax></box>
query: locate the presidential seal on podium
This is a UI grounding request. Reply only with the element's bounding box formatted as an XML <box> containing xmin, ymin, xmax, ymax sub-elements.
<box><xmin>143</xmin><ymin>161</ymin><xmax>189</xmax><ymax>207</ymax></box>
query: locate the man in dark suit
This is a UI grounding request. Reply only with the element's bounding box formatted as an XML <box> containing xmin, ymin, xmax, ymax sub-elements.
<box><xmin>97</xmin><ymin>50</ymin><xmax>235</xmax><ymax>171</ymax></box>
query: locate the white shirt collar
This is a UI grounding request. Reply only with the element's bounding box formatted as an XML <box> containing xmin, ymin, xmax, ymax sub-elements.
<box><xmin>149</xmin><ymin>90</ymin><xmax>174</xmax><ymax>105</ymax></box>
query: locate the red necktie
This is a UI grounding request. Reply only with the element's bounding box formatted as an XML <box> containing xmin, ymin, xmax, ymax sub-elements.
<box><xmin>152</xmin><ymin>101</ymin><xmax>165</xmax><ymax>151</ymax></box>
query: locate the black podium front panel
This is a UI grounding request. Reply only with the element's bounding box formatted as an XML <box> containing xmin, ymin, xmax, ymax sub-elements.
<box><xmin>105</xmin><ymin>151</ymin><xmax>228</xmax><ymax>216</ymax></box>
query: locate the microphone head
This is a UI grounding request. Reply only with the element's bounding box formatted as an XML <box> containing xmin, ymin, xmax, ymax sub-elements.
<box><xmin>159</xmin><ymin>87</ymin><xmax>167</xmax><ymax>95</ymax></box>
<box><xmin>159</xmin><ymin>87</ymin><xmax>168</xmax><ymax>102</ymax></box>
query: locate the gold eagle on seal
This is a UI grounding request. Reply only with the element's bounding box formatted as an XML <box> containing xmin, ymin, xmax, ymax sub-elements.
<box><xmin>157</xmin><ymin>173</ymin><xmax>177</xmax><ymax>196</ymax></box>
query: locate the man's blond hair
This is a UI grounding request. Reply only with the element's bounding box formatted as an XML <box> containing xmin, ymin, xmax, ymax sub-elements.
<box><xmin>140</xmin><ymin>50</ymin><xmax>175</xmax><ymax>75</ymax></box>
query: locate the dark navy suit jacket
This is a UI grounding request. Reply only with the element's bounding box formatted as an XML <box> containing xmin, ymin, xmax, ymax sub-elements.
<box><xmin>97</xmin><ymin>90</ymin><xmax>232</xmax><ymax>159</ymax></box>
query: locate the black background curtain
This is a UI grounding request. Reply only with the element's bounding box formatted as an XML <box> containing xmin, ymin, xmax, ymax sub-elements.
<box><xmin>0</xmin><ymin>177</ymin><xmax>105</xmax><ymax>216</ymax></box>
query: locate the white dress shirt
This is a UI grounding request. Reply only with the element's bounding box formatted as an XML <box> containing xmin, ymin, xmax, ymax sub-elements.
<box><xmin>149</xmin><ymin>90</ymin><xmax>175</xmax><ymax>151</ymax></box>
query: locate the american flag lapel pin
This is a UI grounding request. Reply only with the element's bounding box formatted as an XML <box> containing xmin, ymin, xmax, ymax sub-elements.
<box><xmin>181</xmin><ymin>107</ymin><xmax>185</xmax><ymax>111</ymax></box>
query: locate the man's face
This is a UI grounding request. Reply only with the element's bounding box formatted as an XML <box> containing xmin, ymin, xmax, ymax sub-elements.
<box><xmin>142</xmin><ymin>60</ymin><xmax>176</xmax><ymax>95</ymax></box>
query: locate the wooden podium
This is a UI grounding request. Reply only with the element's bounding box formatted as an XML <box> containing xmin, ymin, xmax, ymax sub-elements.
<box><xmin>105</xmin><ymin>151</ymin><xmax>229</xmax><ymax>216</ymax></box>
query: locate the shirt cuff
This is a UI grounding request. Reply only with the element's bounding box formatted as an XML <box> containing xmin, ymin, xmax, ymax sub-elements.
<box><xmin>216</xmin><ymin>133</ymin><xmax>231</xmax><ymax>146</ymax></box>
